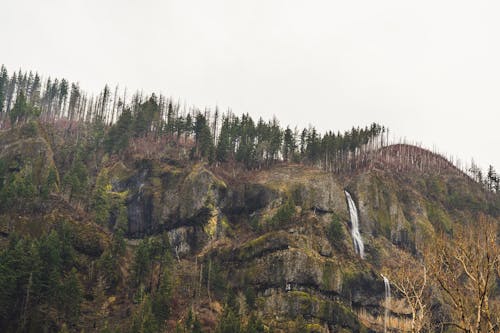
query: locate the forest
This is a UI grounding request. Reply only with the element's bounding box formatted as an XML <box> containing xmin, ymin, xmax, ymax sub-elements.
<box><xmin>1</xmin><ymin>65</ymin><xmax>497</xmax><ymax>187</ymax></box>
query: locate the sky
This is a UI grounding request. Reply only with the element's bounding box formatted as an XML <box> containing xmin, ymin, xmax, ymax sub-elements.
<box><xmin>1</xmin><ymin>0</ymin><xmax>500</xmax><ymax>170</ymax></box>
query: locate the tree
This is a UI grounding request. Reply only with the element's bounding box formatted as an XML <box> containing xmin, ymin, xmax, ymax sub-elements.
<box><xmin>29</xmin><ymin>73</ymin><xmax>41</xmax><ymax>106</ymax></box>
<box><xmin>386</xmin><ymin>254</ymin><xmax>431</xmax><ymax>333</ymax></box>
<box><xmin>216</xmin><ymin>117</ymin><xmax>231</xmax><ymax>163</ymax></box>
<box><xmin>68</xmin><ymin>83</ymin><xmax>81</xmax><ymax>121</ymax></box>
<box><xmin>245</xmin><ymin>314</ymin><xmax>265</xmax><ymax>333</ymax></box>
<box><xmin>487</xmin><ymin>165</ymin><xmax>498</xmax><ymax>192</ymax></box>
<box><xmin>5</xmin><ymin>72</ymin><xmax>16</xmax><ymax>113</ymax></box>
<box><xmin>216</xmin><ymin>306</ymin><xmax>241</xmax><ymax>333</ymax></box>
<box><xmin>58</xmin><ymin>268</ymin><xmax>83</xmax><ymax>324</ymax></box>
<box><xmin>282</xmin><ymin>126</ymin><xmax>295</xmax><ymax>162</ymax></box>
<box><xmin>0</xmin><ymin>65</ymin><xmax>8</xmax><ymax>113</ymax></box>
<box><xmin>152</xmin><ymin>267</ymin><xmax>173</xmax><ymax>324</ymax></box>
<box><xmin>92</xmin><ymin>171</ymin><xmax>111</xmax><ymax>226</ymax></box>
<box><xmin>9</xmin><ymin>91</ymin><xmax>38</xmax><ymax>126</ymax></box>
<box><xmin>326</xmin><ymin>214</ymin><xmax>345</xmax><ymax>246</ymax></box>
<box><xmin>193</xmin><ymin>113</ymin><xmax>215</xmax><ymax>161</ymax></box>
<box><xmin>63</xmin><ymin>155</ymin><xmax>88</xmax><ymax>201</ymax></box>
<box><xmin>425</xmin><ymin>214</ymin><xmax>500</xmax><ymax>332</ymax></box>
<box><xmin>105</xmin><ymin>107</ymin><xmax>132</xmax><ymax>153</ymax></box>
<box><xmin>130</xmin><ymin>295</ymin><xmax>159</xmax><ymax>333</ymax></box>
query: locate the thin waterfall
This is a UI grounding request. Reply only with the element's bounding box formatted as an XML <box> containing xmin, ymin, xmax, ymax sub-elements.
<box><xmin>344</xmin><ymin>190</ymin><xmax>365</xmax><ymax>258</ymax></box>
<box><xmin>381</xmin><ymin>274</ymin><xmax>391</xmax><ymax>333</ymax></box>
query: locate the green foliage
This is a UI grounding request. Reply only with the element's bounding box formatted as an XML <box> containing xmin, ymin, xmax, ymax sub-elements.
<box><xmin>105</xmin><ymin>108</ymin><xmax>133</xmax><ymax>153</ymax></box>
<box><xmin>0</xmin><ymin>223</ymin><xmax>83</xmax><ymax>331</ymax></box>
<box><xmin>9</xmin><ymin>91</ymin><xmax>39</xmax><ymax>126</ymax></box>
<box><xmin>181</xmin><ymin>309</ymin><xmax>203</xmax><ymax>333</ymax></box>
<box><xmin>268</xmin><ymin>197</ymin><xmax>296</xmax><ymax>229</ymax></box>
<box><xmin>20</xmin><ymin>120</ymin><xmax>39</xmax><ymax>137</ymax></box>
<box><xmin>41</xmin><ymin>166</ymin><xmax>58</xmax><ymax>199</ymax></box>
<box><xmin>63</xmin><ymin>156</ymin><xmax>88</xmax><ymax>201</ymax></box>
<box><xmin>194</xmin><ymin>113</ymin><xmax>215</xmax><ymax>162</ymax></box>
<box><xmin>326</xmin><ymin>214</ymin><xmax>345</xmax><ymax>245</ymax></box>
<box><xmin>216</xmin><ymin>306</ymin><xmax>241</xmax><ymax>333</ymax></box>
<box><xmin>244</xmin><ymin>286</ymin><xmax>257</xmax><ymax>310</ymax></box>
<box><xmin>0</xmin><ymin>65</ymin><xmax>7</xmax><ymax>113</ymax></box>
<box><xmin>203</xmin><ymin>258</ymin><xmax>227</xmax><ymax>299</ymax></box>
<box><xmin>0</xmin><ymin>163</ymin><xmax>36</xmax><ymax>211</ymax></box>
<box><xmin>132</xmin><ymin>234</ymin><xmax>173</xmax><ymax>289</ymax></box>
<box><xmin>426</xmin><ymin>202</ymin><xmax>452</xmax><ymax>233</ymax></box>
<box><xmin>133</xmin><ymin>94</ymin><xmax>161</xmax><ymax>137</ymax></box>
<box><xmin>245</xmin><ymin>314</ymin><xmax>265</xmax><ymax>333</ymax></box>
<box><xmin>152</xmin><ymin>268</ymin><xmax>173</xmax><ymax>323</ymax></box>
<box><xmin>132</xmin><ymin>240</ymin><xmax>152</xmax><ymax>288</ymax></box>
<box><xmin>92</xmin><ymin>171</ymin><xmax>112</xmax><ymax>226</ymax></box>
<box><xmin>216</xmin><ymin>117</ymin><xmax>232</xmax><ymax>163</ymax></box>
<box><xmin>97</xmin><ymin>233</ymin><xmax>124</xmax><ymax>291</ymax></box>
<box><xmin>129</xmin><ymin>295</ymin><xmax>159</xmax><ymax>333</ymax></box>
<box><xmin>58</xmin><ymin>268</ymin><xmax>83</xmax><ymax>323</ymax></box>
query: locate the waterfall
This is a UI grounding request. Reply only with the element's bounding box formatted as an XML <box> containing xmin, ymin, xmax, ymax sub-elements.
<box><xmin>381</xmin><ymin>274</ymin><xmax>391</xmax><ymax>333</ymax></box>
<box><xmin>344</xmin><ymin>191</ymin><xmax>365</xmax><ymax>259</ymax></box>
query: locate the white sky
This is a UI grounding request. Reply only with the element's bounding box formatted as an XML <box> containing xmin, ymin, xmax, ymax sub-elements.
<box><xmin>1</xmin><ymin>0</ymin><xmax>500</xmax><ymax>170</ymax></box>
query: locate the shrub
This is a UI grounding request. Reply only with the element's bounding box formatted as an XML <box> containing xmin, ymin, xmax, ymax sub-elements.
<box><xmin>326</xmin><ymin>214</ymin><xmax>345</xmax><ymax>245</ymax></box>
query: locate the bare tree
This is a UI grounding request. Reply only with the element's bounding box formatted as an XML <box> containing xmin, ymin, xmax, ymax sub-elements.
<box><xmin>387</xmin><ymin>255</ymin><xmax>431</xmax><ymax>333</ymax></box>
<box><xmin>425</xmin><ymin>214</ymin><xmax>500</xmax><ymax>333</ymax></box>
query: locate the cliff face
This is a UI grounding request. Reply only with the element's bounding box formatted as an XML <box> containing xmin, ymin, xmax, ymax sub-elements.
<box><xmin>0</xmin><ymin>123</ymin><xmax>497</xmax><ymax>333</ymax></box>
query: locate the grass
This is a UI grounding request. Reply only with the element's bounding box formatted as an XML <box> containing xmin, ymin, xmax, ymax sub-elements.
<box><xmin>357</xmin><ymin>307</ymin><xmax>412</xmax><ymax>332</ymax></box>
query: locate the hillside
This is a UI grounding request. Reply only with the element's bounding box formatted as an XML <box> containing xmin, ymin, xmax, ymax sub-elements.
<box><xmin>1</xmin><ymin>118</ymin><xmax>500</xmax><ymax>333</ymax></box>
<box><xmin>1</xmin><ymin>66</ymin><xmax>500</xmax><ymax>333</ymax></box>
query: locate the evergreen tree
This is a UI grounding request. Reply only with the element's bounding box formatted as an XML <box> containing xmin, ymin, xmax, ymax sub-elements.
<box><xmin>216</xmin><ymin>117</ymin><xmax>231</xmax><ymax>163</ymax></box>
<box><xmin>30</xmin><ymin>73</ymin><xmax>41</xmax><ymax>106</ymax></box>
<box><xmin>68</xmin><ymin>83</ymin><xmax>81</xmax><ymax>121</ymax></box>
<box><xmin>58</xmin><ymin>268</ymin><xmax>82</xmax><ymax>324</ymax></box>
<box><xmin>5</xmin><ymin>72</ymin><xmax>17</xmax><ymax>113</ymax></box>
<box><xmin>0</xmin><ymin>65</ymin><xmax>8</xmax><ymax>112</ymax></box>
<box><xmin>152</xmin><ymin>267</ymin><xmax>173</xmax><ymax>323</ymax></box>
<box><xmin>283</xmin><ymin>126</ymin><xmax>295</xmax><ymax>161</ymax></box>
<box><xmin>129</xmin><ymin>295</ymin><xmax>159</xmax><ymax>333</ymax></box>
<box><xmin>105</xmin><ymin>108</ymin><xmax>133</xmax><ymax>153</ymax></box>
<box><xmin>215</xmin><ymin>306</ymin><xmax>241</xmax><ymax>333</ymax></box>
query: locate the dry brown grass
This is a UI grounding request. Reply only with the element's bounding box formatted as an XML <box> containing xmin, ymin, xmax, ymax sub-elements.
<box><xmin>356</xmin><ymin>307</ymin><xmax>412</xmax><ymax>332</ymax></box>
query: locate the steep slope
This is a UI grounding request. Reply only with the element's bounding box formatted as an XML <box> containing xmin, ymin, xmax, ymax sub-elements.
<box><xmin>0</xmin><ymin>122</ymin><xmax>499</xmax><ymax>333</ymax></box>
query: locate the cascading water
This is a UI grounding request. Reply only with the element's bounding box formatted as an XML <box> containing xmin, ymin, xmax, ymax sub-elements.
<box><xmin>381</xmin><ymin>274</ymin><xmax>391</xmax><ymax>333</ymax></box>
<box><xmin>344</xmin><ymin>190</ymin><xmax>365</xmax><ymax>259</ymax></box>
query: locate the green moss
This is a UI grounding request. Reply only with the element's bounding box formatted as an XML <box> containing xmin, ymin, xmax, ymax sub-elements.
<box><xmin>426</xmin><ymin>202</ymin><xmax>452</xmax><ymax>233</ymax></box>
<box><xmin>236</xmin><ymin>231</ymin><xmax>291</xmax><ymax>262</ymax></box>
<box><xmin>321</xmin><ymin>261</ymin><xmax>337</xmax><ymax>291</ymax></box>
<box><xmin>373</xmin><ymin>206</ymin><xmax>391</xmax><ymax>239</ymax></box>
<box><xmin>305</xmin><ymin>323</ymin><xmax>323</xmax><ymax>332</ymax></box>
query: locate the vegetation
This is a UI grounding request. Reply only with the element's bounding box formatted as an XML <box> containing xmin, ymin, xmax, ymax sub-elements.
<box><xmin>2</xmin><ymin>64</ymin><xmax>500</xmax><ymax>332</ymax></box>
<box><xmin>326</xmin><ymin>214</ymin><xmax>345</xmax><ymax>245</ymax></box>
<box><xmin>0</xmin><ymin>224</ymin><xmax>82</xmax><ymax>331</ymax></box>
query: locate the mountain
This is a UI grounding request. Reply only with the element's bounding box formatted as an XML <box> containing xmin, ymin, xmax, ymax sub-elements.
<box><xmin>0</xmin><ymin>66</ymin><xmax>500</xmax><ymax>332</ymax></box>
<box><xmin>0</xmin><ymin>119</ymin><xmax>499</xmax><ymax>333</ymax></box>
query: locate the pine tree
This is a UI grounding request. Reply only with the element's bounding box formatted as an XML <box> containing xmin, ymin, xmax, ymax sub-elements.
<box><xmin>58</xmin><ymin>268</ymin><xmax>82</xmax><ymax>324</ymax></box>
<box><xmin>10</xmin><ymin>91</ymin><xmax>36</xmax><ymax>126</ymax></box>
<box><xmin>5</xmin><ymin>72</ymin><xmax>17</xmax><ymax>113</ymax></box>
<box><xmin>216</xmin><ymin>117</ymin><xmax>231</xmax><ymax>163</ymax></box>
<box><xmin>152</xmin><ymin>267</ymin><xmax>172</xmax><ymax>323</ymax></box>
<box><xmin>30</xmin><ymin>73</ymin><xmax>41</xmax><ymax>106</ymax></box>
<box><xmin>283</xmin><ymin>126</ymin><xmax>295</xmax><ymax>161</ymax></box>
<box><xmin>0</xmin><ymin>65</ymin><xmax>8</xmax><ymax>113</ymax></box>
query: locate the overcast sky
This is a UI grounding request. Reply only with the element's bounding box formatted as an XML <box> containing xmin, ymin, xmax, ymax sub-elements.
<box><xmin>1</xmin><ymin>0</ymin><xmax>500</xmax><ymax>170</ymax></box>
